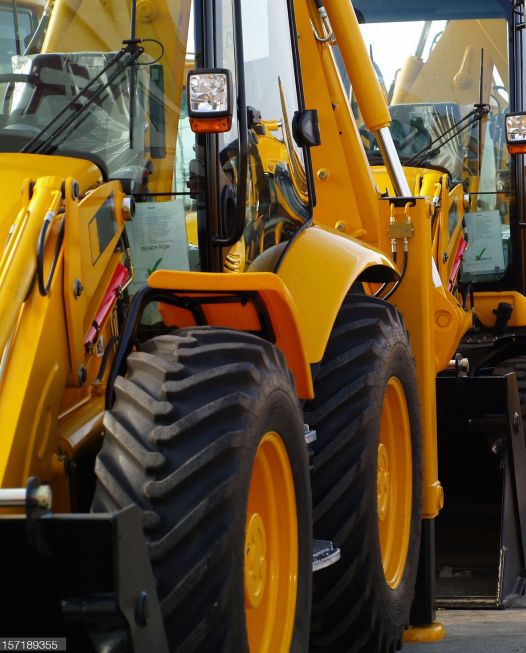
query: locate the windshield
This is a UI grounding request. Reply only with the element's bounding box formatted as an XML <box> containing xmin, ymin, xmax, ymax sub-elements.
<box><xmin>0</xmin><ymin>2</ymin><xmax>39</xmax><ymax>72</ymax></box>
<box><xmin>355</xmin><ymin>1</ymin><xmax>513</xmax><ymax>286</ymax></box>
<box><xmin>0</xmin><ymin>0</ymin><xmax>165</xmax><ymax>186</ymax></box>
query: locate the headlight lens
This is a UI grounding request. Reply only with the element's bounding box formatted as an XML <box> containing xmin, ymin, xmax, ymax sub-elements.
<box><xmin>188</xmin><ymin>72</ymin><xmax>230</xmax><ymax>115</ymax></box>
<box><xmin>506</xmin><ymin>113</ymin><xmax>526</xmax><ymax>143</ymax></box>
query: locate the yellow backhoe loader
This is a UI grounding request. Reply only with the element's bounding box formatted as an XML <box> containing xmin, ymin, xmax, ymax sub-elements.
<box><xmin>0</xmin><ymin>0</ymin><xmax>525</xmax><ymax>652</ymax></box>
<box><xmin>352</xmin><ymin>0</ymin><xmax>526</xmax><ymax>616</ymax></box>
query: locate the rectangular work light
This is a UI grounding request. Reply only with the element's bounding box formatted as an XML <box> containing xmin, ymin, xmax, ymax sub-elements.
<box><xmin>187</xmin><ymin>68</ymin><xmax>233</xmax><ymax>134</ymax></box>
<box><xmin>505</xmin><ymin>112</ymin><xmax>526</xmax><ymax>154</ymax></box>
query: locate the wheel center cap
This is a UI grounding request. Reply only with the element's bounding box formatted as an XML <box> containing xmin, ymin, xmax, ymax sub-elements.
<box><xmin>244</xmin><ymin>512</ymin><xmax>267</xmax><ymax>609</ymax></box>
<box><xmin>377</xmin><ymin>443</ymin><xmax>390</xmax><ymax>521</ymax></box>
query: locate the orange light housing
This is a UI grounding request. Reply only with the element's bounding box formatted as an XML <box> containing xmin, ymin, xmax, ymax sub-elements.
<box><xmin>189</xmin><ymin>115</ymin><xmax>233</xmax><ymax>134</ymax></box>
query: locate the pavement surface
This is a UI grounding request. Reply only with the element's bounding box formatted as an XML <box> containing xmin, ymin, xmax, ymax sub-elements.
<box><xmin>407</xmin><ymin>603</ymin><xmax>526</xmax><ymax>653</ymax></box>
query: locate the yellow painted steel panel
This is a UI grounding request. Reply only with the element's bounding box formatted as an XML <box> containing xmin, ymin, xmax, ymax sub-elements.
<box><xmin>277</xmin><ymin>224</ymin><xmax>397</xmax><ymax>363</ymax></box>
<box><xmin>148</xmin><ymin>269</ymin><xmax>314</xmax><ymax>398</ymax></box>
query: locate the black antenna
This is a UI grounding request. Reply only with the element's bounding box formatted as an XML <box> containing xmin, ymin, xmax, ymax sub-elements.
<box><xmin>128</xmin><ymin>0</ymin><xmax>138</xmax><ymax>149</ymax></box>
<box><xmin>130</xmin><ymin>0</ymin><xmax>137</xmax><ymax>41</ymax></box>
<box><xmin>479</xmin><ymin>48</ymin><xmax>484</xmax><ymax>105</ymax></box>
<box><xmin>477</xmin><ymin>48</ymin><xmax>485</xmax><ymax>177</ymax></box>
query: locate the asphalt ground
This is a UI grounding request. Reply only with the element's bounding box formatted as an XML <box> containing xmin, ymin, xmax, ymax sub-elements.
<box><xmin>406</xmin><ymin>602</ymin><xmax>526</xmax><ymax>653</ymax></box>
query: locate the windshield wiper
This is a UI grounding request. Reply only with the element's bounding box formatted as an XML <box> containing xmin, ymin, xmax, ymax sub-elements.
<box><xmin>404</xmin><ymin>103</ymin><xmax>490</xmax><ymax>168</ymax></box>
<box><xmin>20</xmin><ymin>39</ymin><xmax>144</xmax><ymax>156</ymax></box>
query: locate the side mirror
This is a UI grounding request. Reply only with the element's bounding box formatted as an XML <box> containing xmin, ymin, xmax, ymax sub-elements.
<box><xmin>505</xmin><ymin>112</ymin><xmax>526</xmax><ymax>154</ymax></box>
<box><xmin>292</xmin><ymin>109</ymin><xmax>321</xmax><ymax>148</ymax></box>
<box><xmin>187</xmin><ymin>68</ymin><xmax>233</xmax><ymax>134</ymax></box>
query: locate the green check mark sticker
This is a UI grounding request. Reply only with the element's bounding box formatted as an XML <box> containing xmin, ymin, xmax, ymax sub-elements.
<box><xmin>146</xmin><ymin>258</ymin><xmax>163</xmax><ymax>277</ymax></box>
<box><xmin>475</xmin><ymin>248</ymin><xmax>486</xmax><ymax>261</ymax></box>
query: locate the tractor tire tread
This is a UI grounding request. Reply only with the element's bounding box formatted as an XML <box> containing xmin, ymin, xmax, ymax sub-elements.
<box><xmin>307</xmin><ymin>294</ymin><xmax>422</xmax><ymax>653</ymax></box>
<box><xmin>92</xmin><ymin>327</ymin><xmax>310</xmax><ymax>652</ymax></box>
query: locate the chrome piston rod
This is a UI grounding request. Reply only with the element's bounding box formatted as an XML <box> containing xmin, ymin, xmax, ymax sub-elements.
<box><xmin>375</xmin><ymin>127</ymin><xmax>412</xmax><ymax>197</ymax></box>
<box><xmin>0</xmin><ymin>485</ymin><xmax>52</xmax><ymax>509</ymax></box>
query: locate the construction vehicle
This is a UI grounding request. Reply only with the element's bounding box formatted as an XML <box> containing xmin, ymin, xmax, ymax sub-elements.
<box><xmin>351</xmin><ymin>0</ymin><xmax>526</xmax><ymax>616</ymax></box>
<box><xmin>0</xmin><ymin>0</ymin><xmax>525</xmax><ymax>652</ymax></box>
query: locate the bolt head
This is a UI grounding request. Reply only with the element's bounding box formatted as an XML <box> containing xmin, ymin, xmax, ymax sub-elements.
<box><xmin>73</xmin><ymin>279</ymin><xmax>84</xmax><ymax>298</ymax></box>
<box><xmin>78</xmin><ymin>366</ymin><xmax>87</xmax><ymax>386</ymax></box>
<box><xmin>135</xmin><ymin>591</ymin><xmax>150</xmax><ymax>627</ymax></box>
<box><xmin>513</xmin><ymin>411</ymin><xmax>521</xmax><ymax>435</ymax></box>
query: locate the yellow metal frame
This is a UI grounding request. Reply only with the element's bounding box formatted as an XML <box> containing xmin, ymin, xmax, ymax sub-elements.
<box><xmin>404</xmin><ymin>622</ymin><xmax>446</xmax><ymax>643</ymax></box>
<box><xmin>63</xmin><ymin>180</ymin><xmax>126</xmax><ymax>385</ymax></box>
<box><xmin>150</xmin><ymin>224</ymin><xmax>398</xmax><ymax>401</ymax></box>
<box><xmin>148</xmin><ymin>269</ymin><xmax>315</xmax><ymax>399</ymax></box>
<box><xmin>473</xmin><ymin>291</ymin><xmax>526</xmax><ymax>328</ymax></box>
<box><xmin>0</xmin><ymin>154</ymin><xmax>125</xmax><ymax>508</ymax></box>
<box><xmin>277</xmin><ymin>223</ymin><xmax>398</xmax><ymax>364</ymax></box>
<box><xmin>293</xmin><ymin>0</ymin><xmax>382</xmax><ymax>244</ymax></box>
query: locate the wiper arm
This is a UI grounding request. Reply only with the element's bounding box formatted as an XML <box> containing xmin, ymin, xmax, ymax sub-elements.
<box><xmin>20</xmin><ymin>39</ymin><xmax>144</xmax><ymax>155</ymax></box>
<box><xmin>405</xmin><ymin>103</ymin><xmax>490</xmax><ymax>168</ymax></box>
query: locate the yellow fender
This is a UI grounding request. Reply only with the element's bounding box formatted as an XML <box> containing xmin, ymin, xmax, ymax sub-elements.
<box><xmin>277</xmin><ymin>223</ymin><xmax>398</xmax><ymax>364</ymax></box>
<box><xmin>149</xmin><ymin>229</ymin><xmax>396</xmax><ymax>401</ymax></box>
<box><xmin>149</xmin><ymin>269</ymin><xmax>315</xmax><ymax>399</ymax></box>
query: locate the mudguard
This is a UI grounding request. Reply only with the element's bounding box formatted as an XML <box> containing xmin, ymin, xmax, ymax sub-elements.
<box><xmin>277</xmin><ymin>223</ymin><xmax>398</xmax><ymax>364</ymax></box>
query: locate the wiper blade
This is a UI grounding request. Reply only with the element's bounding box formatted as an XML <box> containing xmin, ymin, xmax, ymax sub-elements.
<box><xmin>20</xmin><ymin>40</ymin><xmax>144</xmax><ymax>156</ymax></box>
<box><xmin>404</xmin><ymin>103</ymin><xmax>490</xmax><ymax>168</ymax></box>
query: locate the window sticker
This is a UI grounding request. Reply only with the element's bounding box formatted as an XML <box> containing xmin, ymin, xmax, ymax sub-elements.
<box><xmin>462</xmin><ymin>211</ymin><xmax>505</xmax><ymax>275</ymax></box>
<box><xmin>126</xmin><ymin>200</ymin><xmax>190</xmax><ymax>296</ymax></box>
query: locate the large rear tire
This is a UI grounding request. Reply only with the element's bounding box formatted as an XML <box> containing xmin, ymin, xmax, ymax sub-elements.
<box><xmin>92</xmin><ymin>327</ymin><xmax>312</xmax><ymax>652</ymax></box>
<box><xmin>306</xmin><ymin>294</ymin><xmax>423</xmax><ymax>653</ymax></box>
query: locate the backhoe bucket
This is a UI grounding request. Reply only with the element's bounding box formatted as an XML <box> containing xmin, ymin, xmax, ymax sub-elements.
<box><xmin>435</xmin><ymin>373</ymin><xmax>526</xmax><ymax>607</ymax></box>
<box><xmin>0</xmin><ymin>506</ymin><xmax>168</xmax><ymax>652</ymax></box>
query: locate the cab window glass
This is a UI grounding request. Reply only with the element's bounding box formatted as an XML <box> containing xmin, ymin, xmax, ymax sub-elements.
<box><xmin>354</xmin><ymin>3</ymin><xmax>512</xmax><ymax>286</ymax></box>
<box><xmin>0</xmin><ymin>7</ymin><xmax>34</xmax><ymax>72</ymax></box>
<box><xmin>233</xmin><ymin>0</ymin><xmax>309</xmax><ymax>272</ymax></box>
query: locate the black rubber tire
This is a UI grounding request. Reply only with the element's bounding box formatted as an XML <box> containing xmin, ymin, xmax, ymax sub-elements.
<box><xmin>306</xmin><ymin>294</ymin><xmax>423</xmax><ymax>653</ymax></box>
<box><xmin>92</xmin><ymin>327</ymin><xmax>312</xmax><ymax>652</ymax></box>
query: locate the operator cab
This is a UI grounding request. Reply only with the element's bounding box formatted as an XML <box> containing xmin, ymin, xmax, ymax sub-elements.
<box><xmin>0</xmin><ymin>50</ymin><xmax>149</xmax><ymax>187</ymax></box>
<box><xmin>355</xmin><ymin>0</ymin><xmax>523</xmax><ymax>609</ymax></box>
<box><xmin>354</xmin><ymin>1</ymin><xmax>514</xmax><ymax>288</ymax></box>
<box><xmin>0</xmin><ymin>0</ymin><xmax>315</xmax><ymax>286</ymax></box>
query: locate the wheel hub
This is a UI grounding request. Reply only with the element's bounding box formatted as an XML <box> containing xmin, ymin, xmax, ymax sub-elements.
<box><xmin>244</xmin><ymin>431</ymin><xmax>298</xmax><ymax>651</ymax></box>
<box><xmin>244</xmin><ymin>512</ymin><xmax>267</xmax><ymax>609</ymax></box>
<box><xmin>378</xmin><ymin>377</ymin><xmax>413</xmax><ymax>590</ymax></box>
<box><xmin>377</xmin><ymin>442</ymin><xmax>390</xmax><ymax>521</ymax></box>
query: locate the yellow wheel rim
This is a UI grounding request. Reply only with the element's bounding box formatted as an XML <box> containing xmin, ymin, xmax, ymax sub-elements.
<box><xmin>244</xmin><ymin>431</ymin><xmax>298</xmax><ymax>653</ymax></box>
<box><xmin>378</xmin><ymin>377</ymin><xmax>412</xmax><ymax>590</ymax></box>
